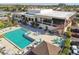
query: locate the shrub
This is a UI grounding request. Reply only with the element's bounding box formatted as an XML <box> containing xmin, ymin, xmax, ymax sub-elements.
<box><xmin>0</xmin><ymin>21</ymin><xmax>5</xmax><ymax>29</ymax></box>
<box><xmin>62</xmin><ymin>48</ymin><xmax>70</xmax><ymax>55</ymax></box>
<box><xmin>64</xmin><ymin>38</ymin><xmax>71</xmax><ymax>48</ymax></box>
<box><xmin>61</xmin><ymin>38</ymin><xmax>71</xmax><ymax>55</ymax></box>
<box><xmin>65</xmin><ymin>31</ymin><xmax>71</xmax><ymax>38</ymax></box>
<box><xmin>67</xmin><ymin>27</ymin><xmax>71</xmax><ymax>31</ymax></box>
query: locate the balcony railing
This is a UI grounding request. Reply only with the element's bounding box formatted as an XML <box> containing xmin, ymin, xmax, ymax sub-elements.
<box><xmin>37</xmin><ymin>21</ymin><xmax>64</xmax><ymax>27</ymax></box>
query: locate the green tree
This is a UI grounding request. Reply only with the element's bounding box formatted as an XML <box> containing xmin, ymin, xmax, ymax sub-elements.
<box><xmin>65</xmin><ymin>31</ymin><xmax>71</xmax><ymax>38</ymax></box>
<box><xmin>0</xmin><ymin>21</ymin><xmax>4</xmax><ymax>29</ymax></box>
<box><xmin>62</xmin><ymin>48</ymin><xmax>70</xmax><ymax>55</ymax></box>
<box><xmin>64</xmin><ymin>38</ymin><xmax>71</xmax><ymax>48</ymax></box>
<box><xmin>60</xmin><ymin>30</ymin><xmax>71</xmax><ymax>55</ymax></box>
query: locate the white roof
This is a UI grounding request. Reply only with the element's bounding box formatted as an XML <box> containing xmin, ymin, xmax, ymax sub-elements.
<box><xmin>0</xmin><ymin>11</ymin><xmax>10</xmax><ymax>15</ymax></box>
<box><xmin>26</xmin><ymin>9</ymin><xmax>76</xmax><ymax>19</ymax></box>
<box><xmin>36</xmin><ymin>11</ymin><xmax>76</xmax><ymax>19</ymax></box>
<box><xmin>11</xmin><ymin>12</ymin><xmax>26</xmax><ymax>15</ymax></box>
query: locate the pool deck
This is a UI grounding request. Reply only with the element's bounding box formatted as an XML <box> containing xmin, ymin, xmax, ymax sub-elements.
<box><xmin>0</xmin><ymin>26</ymin><xmax>22</xmax><ymax>54</ymax></box>
<box><xmin>0</xmin><ymin>26</ymin><xmax>21</xmax><ymax>35</ymax></box>
<box><xmin>0</xmin><ymin>38</ymin><xmax>19</xmax><ymax>54</ymax></box>
<box><xmin>20</xmin><ymin>24</ymin><xmax>61</xmax><ymax>46</ymax></box>
<box><xmin>0</xmin><ymin>26</ymin><xmax>61</xmax><ymax>55</ymax></box>
<box><xmin>27</xmin><ymin>32</ymin><xmax>59</xmax><ymax>47</ymax></box>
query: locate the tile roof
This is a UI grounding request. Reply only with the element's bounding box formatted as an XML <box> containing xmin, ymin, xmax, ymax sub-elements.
<box><xmin>32</xmin><ymin>41</ymin><xmax>61</xmax><ymax>55</ymax></box>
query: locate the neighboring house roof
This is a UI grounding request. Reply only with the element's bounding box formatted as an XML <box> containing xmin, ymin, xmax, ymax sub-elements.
<box><xmin>11</xmin><ymin>12</ymin><xmax>26</xmax><ymax>15</ymax></box>
<box><xmin>31</xmin><ymin>41</ymin><xmax>61</xmax><ymax>55</ymax></box>
<box><xmin>0</xmin><ymin>17</ymin><xmax>8</xmax><ymax>20</ymax></box>
<box><xmin>0</xmin><ymin>11</ymin><xmax>10</xmax><ymax>14</ymax></box>
<box><xmin>25</xmin><ymin>9</ymin><xmax>76</xmax><ymax>20</ymax></box>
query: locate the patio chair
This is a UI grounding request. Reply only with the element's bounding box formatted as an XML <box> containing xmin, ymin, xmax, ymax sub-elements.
<box><xmin>51</xmin><ymin>38</ymin><xmax>58</xmax><ymax>44</ymax></box>
<box><xmin>17</xmin><ymin>51</ymin><xmax>23</xmax><ymax>55</ymax></box>
<box><xmin>35</xmin><ymin>39</ymin><xmax>42</xmax><ymax>43</ymax></box>
<box><xmin>38</xmin><ymin>27</ymin><xmax>42</xmax><ymax>29</ymax></box>
<box><xmin>0</xmin><ymin>47</ymin><xmax>6</xmax><ymax>55</ymax></box>
<box><xmin>51</xmin><ymin>36</ymin><xmax>63</xmax><ymax>46</ymax></box>
<box><xmin>0</xmin><ymin>47</ymin><xmax>6</xmax><ymax>51</ymax></box>
<box><xmin>48</xmin><ymin>30</ymin><xmax>54</xmax><ymax>35</ymax></box>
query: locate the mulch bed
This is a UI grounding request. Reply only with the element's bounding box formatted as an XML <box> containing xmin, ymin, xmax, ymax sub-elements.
<box><xmin>0</xmin><ymin>35</ymin><xmax>3</xmax><ymax>38</ymax></box>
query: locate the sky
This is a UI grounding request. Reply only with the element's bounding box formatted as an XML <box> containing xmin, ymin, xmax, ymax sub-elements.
<box><xmin>0</xmin><ymin>3</ymin><xmax>79</xmax><ymax>6</ymax></box>
<box><xmin>66</xmin><ymin>3</ymin><xmax>79</xmax><ymax>5</ymax></box>
<box><xmin>0</xmin><ymin>0</ymin><xmax>79</xmax><ymax>4</ymax></box>
<box><xmin>0</xmin><ymin>0</ymin><xmax>79</xmax><ymax>5</ymax></box>
<box><xmin>26</xmin><ymin>3</ymin><xmax>79</xmax><ymax>5</ymax></box>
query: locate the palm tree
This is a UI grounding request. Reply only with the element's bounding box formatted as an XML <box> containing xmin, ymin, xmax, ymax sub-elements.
<box><xmin>7</xmin><ymin>13</ymin><xmax>18</xmax><ymax>26</ymax></box>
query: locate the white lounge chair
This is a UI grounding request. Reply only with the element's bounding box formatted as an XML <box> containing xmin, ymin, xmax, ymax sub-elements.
<box><xmin>0</xmin><ymin>44</ymin><xmax>4</xmax><ymax>49</ymax></box>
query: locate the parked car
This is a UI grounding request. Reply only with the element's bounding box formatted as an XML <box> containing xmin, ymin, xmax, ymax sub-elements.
<box><xmin>71</xmin><ymin>45</ymin><xmax>77</xmax><ymax>50</ymax></box>
<box><xmin>71</xmin><ymin>32</ymin><xmax>79</xmax><ymax>38</ymax></box>
<box><xmin>71</xmin><ymin>29</ymin><xmax>79</xmax><ymax>33</ymax></box>
<box><xmin>71</xmin><ymin>45</ymin><xmax>79</xmax><ymax>55</ymax></box>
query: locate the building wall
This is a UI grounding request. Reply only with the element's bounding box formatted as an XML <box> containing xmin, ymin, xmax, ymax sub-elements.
<box><xmin>64</xmin><ymin>18</ymin><xmax>72</xmax><ymax>32</ymax></box>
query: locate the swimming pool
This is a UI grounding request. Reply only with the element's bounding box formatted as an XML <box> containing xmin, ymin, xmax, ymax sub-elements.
<box><xmin>4</xmin><ymin>28</ymin><xmax>33</xmax><ymax>49</ymax></box>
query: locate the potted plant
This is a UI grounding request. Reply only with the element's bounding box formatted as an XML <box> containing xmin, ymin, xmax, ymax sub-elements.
<box><xmin>44</xmin><ymin>26</ymin><xmax>48</xmax><ymax>31</ymax></box>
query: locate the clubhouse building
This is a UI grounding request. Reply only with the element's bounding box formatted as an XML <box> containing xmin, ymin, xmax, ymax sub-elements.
<box><xmin>12</xmin><ymin>9</ymin><xmax>76</xmax><ymax>35</ymax></box>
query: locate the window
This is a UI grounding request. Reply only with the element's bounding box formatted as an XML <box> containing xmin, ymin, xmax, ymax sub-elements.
<box><xmin>43</xmin><ymin>19</ymin><xmax>52</xmax><ymax>23</ymax></box>
<box><xmin>31</xmin><ymin>18</ymin><xmax>33</xmax><ymax>21</ymax></box>
<box><xmin>52</xmin><ymin>18</ymin><xmax>64</xmax><ymax>25</ymax></box>
<box><xmin>29</xmin><ymin>18</ymin><xmax>31</xmax><ymax>21</ymax></box>
<box><xmin>35</xmin><ymin>18</ymin><xmax>37</xmax><ymax>22</ymax></box>
<box><xmin>43</xmin><ymin>19</ymin><xmax>52</xmax><ymax>25</ymax></box>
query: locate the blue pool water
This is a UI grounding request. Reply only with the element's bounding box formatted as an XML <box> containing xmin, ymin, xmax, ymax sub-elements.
<box><xmin>4</xmin><ymin>28</ymin><xmax>33</xmax><ymax>49</ymax></box>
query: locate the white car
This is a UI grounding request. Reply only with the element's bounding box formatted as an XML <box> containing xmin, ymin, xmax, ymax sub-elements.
<box><xmin>72</xmin><ymin>45</ymin><xmax>79</xmax><ymax>55</ymax></box>
<box><xmin>72</xmin><ymin>45</ymin><xmax>77</xmax><ymax>50</ymax></box>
